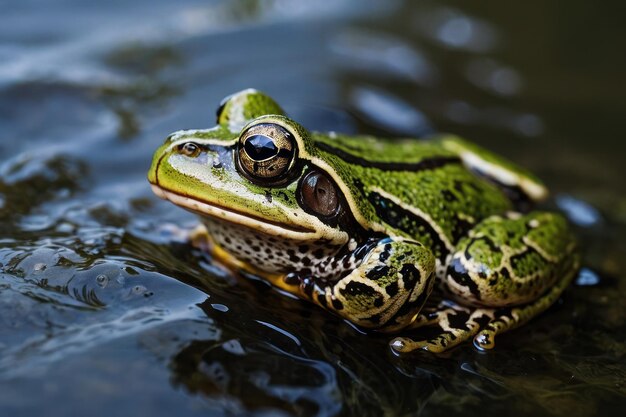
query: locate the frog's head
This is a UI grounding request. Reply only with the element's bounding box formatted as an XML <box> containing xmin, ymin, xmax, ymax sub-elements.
<box><xmin>148</xmin><ymin>89</ymin><xmax>365</xmax><ymax>257</ymax></box>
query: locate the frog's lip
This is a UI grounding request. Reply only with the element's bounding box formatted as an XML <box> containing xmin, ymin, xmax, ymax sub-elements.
<box><xmin>151</xmin><ymin>185</ymin><xmax>317</xmax><ymax>237</ymax></box>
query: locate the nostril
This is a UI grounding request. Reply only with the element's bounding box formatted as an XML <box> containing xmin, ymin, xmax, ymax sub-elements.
<box><xmin>212</xmin><ymin>155</ymin><xmax>222</xmax><ymax>169</ymax></box>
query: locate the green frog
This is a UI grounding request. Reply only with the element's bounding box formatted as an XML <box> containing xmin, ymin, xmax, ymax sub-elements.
<box><xmin>148</xmin><ymin>89</ymin><xmax>579</xmax><ymax>353</ymax></box>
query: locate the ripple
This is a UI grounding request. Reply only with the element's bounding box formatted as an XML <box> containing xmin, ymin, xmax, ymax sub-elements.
<box><xmin>465</xmin><ymin>58</ymin><xmax>523</xmax><ymax>96</ymax></box>
<box><xmin>330</xmin><ymin>29</ymin><xmax>437</xmax><ymax>85</ymax></box>
<box><xmin>170</xmin><ymin>338</ymin><xmax>342</xmax><ymax>417</ymax></box>
<box><xmin>0</xmin><ymin>304</ymin><xmax>210</xmax><ymax>378</ymax></box>
<box><xmin>414</xmin><ymin>7</ymin><xmax>499</xmax><ymax>52</ymax></box>
<box><xmin>0</xmin><ymin>258</ymin><xmax>209</xmax><ymax>378</ymax></box>
<box><xmin>349</xmin><ymin>86</ymin><xmax>433</xmax><ymax>135</ymax></box>
<box><xmin>556</xmin><ymin>194</ymin><xmax>603</xmax><ymax>227</ymax></box>
<box><xmin>442</xmin><ymin>101</ymin><xmax>544</xmax><ymax>137</ymax></box>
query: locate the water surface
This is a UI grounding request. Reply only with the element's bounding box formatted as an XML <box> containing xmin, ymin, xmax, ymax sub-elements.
<box><xmin>1</xmin><ymin>1</ymin><xmax>624</xmax><ymax>416</ymax></box>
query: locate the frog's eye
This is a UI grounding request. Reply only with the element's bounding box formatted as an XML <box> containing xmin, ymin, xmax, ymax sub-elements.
<box><xmin>177</xmin><ymin>142</ymin><xmax>200</xmax><ymax>157</ymax></box>
<box><xmin>299</xmin><ymin>170</ymin><xmax>340</xmax><ymax>218</ymax></box>
<box><xmin>237</xmin><ymin>123</ymin><xmax>296</xmax><ymax>182</ymax></box>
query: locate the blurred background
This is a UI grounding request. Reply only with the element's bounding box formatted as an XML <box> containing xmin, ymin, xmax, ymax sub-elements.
<box><xmin>0</xmin><ymin>1</ymin><xmax>624</xmax><ymax>416</ymax></box>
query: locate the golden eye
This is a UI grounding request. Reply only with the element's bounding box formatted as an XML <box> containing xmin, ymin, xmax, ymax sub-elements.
<box><xmin>238</xmin><ymin>123</ymin><xmax>296</xmax><ymax>181</ymax></box>
<box><xmin>178</xmin><ymin>142</ymin><xmax>200</xmax><ymax>157</ymax></box>
<box><xmin>299</xmin><ymin>170</ymin><xmax>340</xmax><ymax>218</ymax></box>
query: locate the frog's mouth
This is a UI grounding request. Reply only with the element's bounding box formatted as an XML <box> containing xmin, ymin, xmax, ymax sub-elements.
<box><xmin>151</xmin><ymin>185</ymin><xmax>318</xmax><ymax>238</ymax></box>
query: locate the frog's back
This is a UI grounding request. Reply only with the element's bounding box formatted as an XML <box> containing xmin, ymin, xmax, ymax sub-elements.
<box><xmin>311</xmin><ymin>133</ymin><xmax>514</xmax><ymax>261</ymax></box>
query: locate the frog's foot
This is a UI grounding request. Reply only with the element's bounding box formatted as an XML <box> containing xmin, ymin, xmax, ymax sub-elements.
<box><xmin>392</xmin><ymin>211</ymin><xmax>579</xmax><ymax>353</ymax></box>
<box><xmin>472</xmin><ymin>262</ymin><xmax>578</xmax><ymax>350</ymax></box>
<box><xmin>390</xmin><ymin>305</ymin><xmax>492</xmax><ymax>353</ymax></box>
<box><xmin>189</xmin><ymin>224</ymin><xmax>212</xmax><ymax>251</ymax></box>
<box><xmin>408</xmin><ymin>297</ymin><xmax>471</xmax><ymax>328</ymax></box>
<box><xmin>391</xmin><ymin>249</ymin><xmax>579</xmax><ymax>353</ymax></box>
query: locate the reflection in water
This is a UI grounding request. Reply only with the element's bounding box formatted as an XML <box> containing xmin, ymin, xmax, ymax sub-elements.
<box><xmin>575</xmin><ymin>268</ymin><xmax>600</xmax><ymax>286</ymax></box>
<box><xmin>170</xmin><ymin>338</ymin><xmax>342</xmax><ymax>416</ymax></box>
<box><xmin>555</xmin><ymin>195</ymin><xmax>602</xmax><ymax>227</ymax></box>
<box><xmin>442</xmin><ymin>100</ymin><xmax>544</xmax><ymax>137</ymax></box>
<box><xmin>349</xmin><ymin>86</ymin><xmax>433</xmax><ymax>135</ymax></box>
<box><xmin>465</xmin><ymin>58</ymin><xmax>522</xmax><ymax>96</ymax></box>
<box><xmin>414</xmin><ymin>7</ymin><xmax>498</xmax><ymax>52</ymax></box>
<box><xmin>166</xmin><ymin>298</ymin><xmax>443</xmax><ymax>416</ymax></box>
<box><xmin>330</xmin><ymin>29</ymin><xmax>437</xmax><ymax>85</ymax></box>
<box><xmin>0</xmin><ymin>154</ymin><xmax>87</xmax><ymax>232</ymax></box>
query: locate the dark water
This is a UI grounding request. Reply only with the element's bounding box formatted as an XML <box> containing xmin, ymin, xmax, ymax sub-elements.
<box><xmin>1</xmin><ymin>1</ymin><xmax>625</xmax><ymax>416</ymax></box>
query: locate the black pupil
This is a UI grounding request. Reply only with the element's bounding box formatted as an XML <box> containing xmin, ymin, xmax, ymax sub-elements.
<box><xmin>244</xmin><ymin>135</ymin><xmax>278</xmax><ymax>161</ymax></box>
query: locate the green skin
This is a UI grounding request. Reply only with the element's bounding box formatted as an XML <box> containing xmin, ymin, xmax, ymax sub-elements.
<box><xmin>148</xmin><ymin>89</ymin><xmax>579</xmax><ymax>353</ymax></box>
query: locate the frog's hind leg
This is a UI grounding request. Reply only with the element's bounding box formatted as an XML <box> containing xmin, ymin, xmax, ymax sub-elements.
<box><xmin>391</xmin><ymin>211</ymin><xmax>579</xmax><ymax>353</ymax></box>
<box><xmin>436</xmin><ymin>135</ymin><xmax>549</xmax><ymax>207</ymax></box>
<box><xmin>473</xmin><ymin>263</ymin><xmax>578</xmax><ymax>350</ymax></box>
<box><xmin>391</xmin><ymin>266</ymin><xmax>577</xmax><ymax>353</ymax></box>
<box><xmin>390</xmin><ymin>284</ymin><xmax>486</xmax><ymax>353</ymax></box>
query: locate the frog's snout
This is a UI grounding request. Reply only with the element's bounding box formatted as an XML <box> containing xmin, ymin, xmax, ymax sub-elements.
<box><xmin>147</xmin><ymin>149</ymin><xmax>165</xmax><ymax>188</ymax></box>
<box><xmin>150</xmin><ymin>183</ymin><xmax>167</xmax><ymax>199</ymax></box>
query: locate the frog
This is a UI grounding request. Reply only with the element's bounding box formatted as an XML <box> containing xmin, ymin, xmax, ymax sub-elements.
<box><xmin>148</xmin><ymin>89</ymin><xmax>579</xmax><ymax>353</ymax></box>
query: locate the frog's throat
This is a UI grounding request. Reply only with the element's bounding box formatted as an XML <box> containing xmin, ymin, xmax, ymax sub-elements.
<box><xmin>151</xmin><ymin>185</ymin><xmax>318</xmax><ymax>239</ymax></box>
<box><xmin>209</xmin><ymin>241</ymin><xmax>304</xmax><ymax>295</ymax></box>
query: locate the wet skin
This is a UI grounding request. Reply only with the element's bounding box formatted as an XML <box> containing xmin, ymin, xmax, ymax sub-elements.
<box><xmin>148</xmin><ymin>89</ymin><xmax>579</xmax><ymax>352</ymax></box>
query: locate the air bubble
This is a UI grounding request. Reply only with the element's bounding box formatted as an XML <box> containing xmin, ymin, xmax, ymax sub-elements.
<box><xmin>131</xmin><ymin>285</ymin><xmax>147</xmax><ymax>295</ymax></box>
<box><xmin>211</xmin><ymin>303</ymin><xmax>229</xmax><ymax>312</ymax></box>
<box><xmin>96</xmin><ymin>274</ymin><xmax>109</xmax><ymax>288</ymax></box>
<box><xmin>222</xmin><ymin>339</ymin><xmax>245</xmax><ymax>356</ymax></box>
<box><xmin>575</xmin><ymin>268</ymin><xmax>600</xmax><ymax>286</ymax></box>
<box><xmin>33</xmin><ymin>263</ymin><xmax>47</xmax><ymax>272</ymax></box>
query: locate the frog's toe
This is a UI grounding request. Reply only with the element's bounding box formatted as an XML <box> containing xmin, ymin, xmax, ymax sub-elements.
<box><xmin>189</xmin><ymin>224</ymin><xmax>211</xmax><ymax>249</ymax></box>
<box><xmin>390</xmin><ymin>328</ymin><xmax>476</xmax><ymax>353</ymax></box>
<box><xmin>390</xmin><ymin>337</ymin><xmax>431</xmax><ymax>353</ymax></box>
<box><xmin>472</xmin><ymin>263</ymin><xmax>578</xmax><ymax>351</ymax></box>
<box><xmin>391</xmin><ymin>308</ymin><xmax>493</xmax><ymax>353</ymax></box>
<box><xmin>390</xmin><ymin>335</ymin><xmax>458</xmax><ymax>353</ymax></box>
<box><xmin>472</xmin><ymin>311</ymin><xmax>517</xmax><ymax>350</ymax></box>
<box><xmin>473</xmin><ymin>330</ymin><xmax>496</xmax><ymax>351</ymax></box>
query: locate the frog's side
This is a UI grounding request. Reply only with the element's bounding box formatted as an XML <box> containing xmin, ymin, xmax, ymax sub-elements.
<box><xmin>148</xmin><ymin>89</ymin><xmax>579</xmax><ymax>353</ymax></box>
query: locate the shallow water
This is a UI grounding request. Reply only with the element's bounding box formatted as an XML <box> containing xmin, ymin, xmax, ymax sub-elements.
<box><xmin>1</xmin><ymin>1</ymin><xmax>625</xmax><ymax>416</ymax></box>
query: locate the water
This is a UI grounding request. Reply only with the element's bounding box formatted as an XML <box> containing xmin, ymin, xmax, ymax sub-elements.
<box><xmin>1</xmin><ymin>1</ymin><xmax>625</xmax><ymax>416</ymax></box>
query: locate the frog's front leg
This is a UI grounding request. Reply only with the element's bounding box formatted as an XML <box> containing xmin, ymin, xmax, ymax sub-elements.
<box><xmin>298</xmin><ymin>237</ymin><xmax>437</xmax><ymax>331</ymax></box>
<box><xmin>392</xmin><ymin>211</ymin><xmax>579</xmax><ymax>353</ymax></box>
